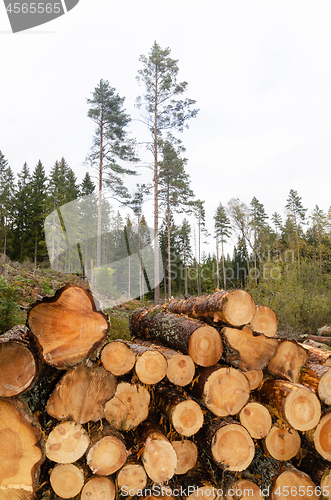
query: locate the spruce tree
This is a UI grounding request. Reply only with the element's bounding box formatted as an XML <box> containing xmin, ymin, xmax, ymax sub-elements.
<box><xmin>12</xmin><ymin>163</ymin><xmax>31</xmax><ymax>261</ymax></box>
<box><xmin>28</xmin><ymin>160</ymin><xmax>48</xmax><ymax>267</ymax></box>
<box><xmin>285</xmin><ymin>189</ymin><xmax>307</xmax><ymax>271</ymax></box>
<box><xmin>0</xmin><ymin>152</ymin><xmax>15</xmax><ymax>257</ymax></box>
<box><xmin>214</xmin><ymin>203</ymin><xmax>231</xmax><ymax>290</ymax></box>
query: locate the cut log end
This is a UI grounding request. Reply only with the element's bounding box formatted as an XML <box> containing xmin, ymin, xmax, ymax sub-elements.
<box><xmin>172</xmin><ymin>440</ymin><xmax>198</xmax><ymax>475</ymax></box>
<box><xmin>285</xmin><ymin>386</ymin><xmax>321</xmax><ymax>431</ymax></box>
<box><xmin>81</xmin><ymin>477</ymin><xmax>115</xmax><ymax>500</ymax></box>
<box><xmin>167</xmin><ymin>354</ymin><xmax>195</xmax><ymax>386</ymax></box>
<box><xmin>313</xmin><ymin>412</ymin><xmax>331</xmax><ymax>461</ymax></box>
<box><xmin>117</xmin><ymin>463</ymin><xmax>147</xmax><ymax>495</ymax></box>
<box><xmin>250</xmin><ymin>305</ymin><xmax>278</xmax><ymax>337</ymax></box>
<box><xmin>0</xmin><ymin>343</ymin><xmax>36</xmax><ymax>397</ymax></box>
<box><xmin>244</xmin><ymin>370</ymin><xmax>264</xmax><ymax>390</ymax></box>
<box><xmin>268</xmin><ymin>340</ymin><xmax>308</xmax><ymax>383</ymax></box>
<box><xmin>203</xmin><ymin>367</ymin><xmax>250</xmax><ymax>417</ymax></box>
<box><xmin>239</xmin><ymin>402</ymin><xmax>272</xmax><ymax>439</ymax></box>
<box><xmin>211</xmin><ymin>423</ymin><xmax>255</xmax><ymax>471</ymax></box>
<box><xmin>104</xmin><ymin>382</ymin><xmax>150</xmax><ymax>431</ymax></box>
<box><xmin>265</xmin><ymin>426</ymin><xmax>301</xmax><ymax>461</ymax></box>
<box><xmin>186</xmin><ymin>484</ymin><xmax>219</xmax><ymax>500</ymax></box>
<box><xmin>188</xmin><ymin>325</ymin><xmax>222</xmax><ymax>367</ymax></box>
<box><xmin>101</xmin><ymin>341</ymin><xmax>135</xmax><ymax>376</ymax></box>
<box><xmin>219</xmin><ymin>289</ymin><xmax>256</xmax><ymax>326</ymax></box>
<box><xmin>171</xmin><ymin>399</ymin><xmax>204</xmax><ymax>436</ymax></box>
<box><xmin>227</xmin><ymin>480</ymin><xmax>263</xmax><ymax>500</ymax></box>
<box><xmin>271</xmin><ymin>470</ymin><xmax>319</xmax><ymax>500</ymax></box>
<box><xmin>135</xmin><ymin>350</ymin><xmax>167</xmax><ymax>384</ymax></box>
<box><xmin>50</xmin><ymin>463</ymin><xmax>84</xmax><ymax>499</ymax></box>
<box><xmin>142</xmin><ymin>434</ymin><xmax>177</xmax><ymax>483</ymax></box>
<box><xmin>45</xmin><ymin>421</ymin><xmax>90</xmax><ymax>463</ymax></box>
<box><xmin>87</xmin><ymin>435</ymin><xmax>127</xmax><ymax>475</ymax></box>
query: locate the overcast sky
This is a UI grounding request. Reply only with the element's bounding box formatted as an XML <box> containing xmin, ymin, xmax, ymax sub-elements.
<box><xmin>1</xmin><ymin>0</ymin><xmax>331</xmax><ymax>256</ymax></box>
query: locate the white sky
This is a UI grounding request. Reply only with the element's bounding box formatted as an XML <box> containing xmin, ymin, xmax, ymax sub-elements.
<box><xmin>1</xmin><ymin>0</ymin><xmax>331</xmax><ymax>257</ymax></box>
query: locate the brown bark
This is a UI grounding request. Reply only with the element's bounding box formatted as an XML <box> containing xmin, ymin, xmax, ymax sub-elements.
<box><xmin>191</xmin><ymin>365</ymin><xmax>250</xmax><ymax>417</ymax></box>
<box><xmin>0</xmin><ymin>325</ymin><xmax>40</xmax><ymax>397</ymax></box>
<box><xmin>101</xmin><ymin>340</ymin><xmax>135</xmax><ymax>376</ymax></box>
<box><xmin>264</xmin><ymin>425</ymin><xmax>301</xmax><ymax>461</ymax></box>
<box><xmin>27</xmin><ymin>285</ymin><xmax>109</xmax><ymax>369</ymax></box>
<box><xmin>124</xmin><ymin>340</ymin><xmax>167</xmax><ymax>384</ymax></box>
<box><xmin>0</xmin><ymin>397</ymin><xmax>45</xmax><ymax>499</ymax></box>
<box><xmin>300</xmin><ymin>363</ymin><xmax>331</xmax><ymax>404</ymax></box>
<box><xmin>221</xmin><ymin>326</ymin><xmax>279</xmax><ymax>371</ymax></box>
<box><xmin>154</xmin><ymin>384</ymin><xmax>204</xmax><ymax>437</ymax></box>
<box><xmin>81</xmin><ymin>477</ymin><xmax>116</xmax><ymax>500</ymax></box>
<box><xmin>239</xmin><ymin>401</ymin><xmax>272</xmax><ymax>439</ymax></box>
<box><xmin>300</xmin><ymin>342</ymin><xmax>331</xmax><ymax>366</ymax></box>
<box><xmin>50</xmin><ymin>463</ymin><xmax>85</xmax><ymax>498</ymax></box>
<box><xmin>171</xmin><ymin>439</ymin><xmax>198</xmax><ymax>474</ymax></box>
<box><xmin>45</xmin><ymin>420</ymin><xmax>90</xmax><ymax>463</ymax></box>
<box><xmin>137</xmin><ymin>420</ymin><xmax>177</xmax><ymax>483</ymax></box>
<box><xmin>104</xmin><ymin>381</ymin><xmax>150</xmax><ymax>431</ymax></box>
<box><xmin>130</xmin><ymin>307</ymin><xmax>222</xmax><ymax>367</ymax></box>
<box><xmin>46</xmin><ymin>364</ymin><xmax>116</xmax><ymax>424</ymax></box>
<box><xmin>86</xmin><ymin>426</ymin><xmax>128</xmax><ymax>476</ymax></box>
<box><xmin>250</xmin><ymin>305</ymin><xmax>278</xmax><ymax>337</ymax></box>
<box><xmin>267</xmin><ymin>340</ymin><xmax>308</xmax><ymax>383</ymax></box>
<box><xmin>196</xmin><ymin>414</ymin><xmax>255</xmax><ymax>471</ymax></box>
<box><xmin>165</xmin><ymin>289</ymin><xmax>255</xmax><ymax>326</ymax></box>
<box><xmin>259</xmin><ymin>379</ymin><xmax>321</xmax><ymax>431</ymax></box>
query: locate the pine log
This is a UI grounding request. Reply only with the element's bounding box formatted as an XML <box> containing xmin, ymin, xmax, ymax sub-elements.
<box><xmin>86</xmin><ymin>426</ymin><xmax>128</xmax><ymax>476</ymax></box>
<box><xmin>171</xmin><ymin>439</ymin><xmax>198</xmax><ymax>474</ymax></box>
<box><xmin>125</xmin><ymin>340</ymin><xmax>168</xmax><ymax>384</ymax></box>
<box><xmin>264</xmin><ymin>425</ymin><xmax>301</xmax><ymax>461</ymax></box>
<box><xmin>300</xmin><ymin>342</ymin><xmax>331</xmax><ymax>366</ymax></box>
<box><xmin>46</xmin><ymin>364</ymin><xmax>116</xmax><ymax>424</ymax></box>
<box><xmin>27</xmin><ymin>285</ymin><xmax>109</xmax><ymax>369</ymax></box>
<box><xmin>130</xmin><ymin>307</ymin><xmax>223</xmax><ymax>367</ymax></box>
<box><xmin>221</xmin><ymin>326</ymin><xmax>278</xmax><ymax>371</ymax></box>
<box><xmin>137</xmin><ymin>420</ymin><xmax>177</xmax><ymax>483</ymax></box>
<box><xmin>305</xmin><ymin>411</ymin><xmax>331</xmax><ymax>461</ymax></box>
<box><xmin>165</xmin><ymin>289</ymin><xmax>256</xmax><ymax>326</ymax></box>
<box><xmin>270</xmin><ymin>467</ymin><xmax>319</xmax><ymax>500</ymax></box>
<box><xmin>101</xmin><ymin>340</ymin><xmax>135</xmax><ymax>376</ymax></box>
<box><xmin>104</xmin><ymin>381</ymin><xmax>150</xmax><ymax>431</ymax></box>
<box><xmin>0</xmin><ymin>398</ymin><xmax>45</xmax><ymax>500</ymax></box>
<box><xmin>178</xmin><ymin>467</ymin><xmax>220</xmax><ymax>500</ymax></box>
<box><xmin>49</xmin><ymin>463</ymin><xmax>84</xmax><ymax>498</ymax></box>
<box><xmin>300</xmin><ymin>363</ymin><xmax>331</xmax><ymax>404</ymax></box>
<box><xmin>259</xmin><ymin>379</ymin><xmax>321</xmax><ymax>431</ymax></box>
<box><xmin>130</xmin><ymin>338</ymin><xmax>195</xmax><ymax>387</ymax></box>
<box><xmin>117</xmin><ymin>460</ymin><xmax>147</xmax><ymax>496</ymax></box>
<box><xmin>191</xmin><ymin>365</ymin><xmax>250</xmax><ymax>417</ymax></box>
<box><xmin>196</xmin><ymin>414</ymin><xmax>255</xmax><ymax>471</ymax></box>
<box><xmin>239</xmin><ymin>401</ymin><xmax>272</xmax><ymax>439</ymax></box>
<box><xmin>293</xmin><ymin>454</ymin><xmax>331</xmax><ymax>497</ymax></box>
<box><xmin>81</xmin><ymin>477</ymin><xmax>116</xmax><ymax>500</ymax></box>
<box><xmin>154</xmin><ymin>384</ymin><xmax>204</xmax><ymax>436</ymax></box>
<box><xmin>0</xmin><ymin>325</ymin><xmax>40</xmax><ymax>397</ymax></box>
<box><xmin>244</xmin><ymin>370</ymin><xmax>264</xmax><ymax>390</ymax></box>
<box><xmin>250</xmin><ymin>305</ymin><xmax>278</xmax><ymax>337</ymax></box>
<box><xmin>45</xmin><ymin>421</ymin><xmax>90</xmax><ymax>463</ymax></box>
<box><xmin>226</xmin><ymin>479</ymin><xmax>264</xmax><ymax>500</ymax></box>
<box><xmin>267</xmin><ymin>340</ymin><xmax>308</xmax><ymax>383</ymax></box>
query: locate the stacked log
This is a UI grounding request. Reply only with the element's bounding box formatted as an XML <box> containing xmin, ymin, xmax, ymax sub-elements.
<box><xmin>1</xmin><ymin>285</ymin><xmax>331</xmax><ymax>500</ymax></box>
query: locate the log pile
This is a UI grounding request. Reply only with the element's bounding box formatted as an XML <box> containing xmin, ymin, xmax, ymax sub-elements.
<box><xmin>1</xmin><ymin>285</ymin><xmax>331</xmax><ymax>500</ymax></box>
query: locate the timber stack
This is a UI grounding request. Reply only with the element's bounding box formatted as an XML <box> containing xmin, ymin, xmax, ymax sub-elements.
<box><xmin>1</xmin><ymin>285</ymin><xmax>331</xmax><ymax>500</ymax></box>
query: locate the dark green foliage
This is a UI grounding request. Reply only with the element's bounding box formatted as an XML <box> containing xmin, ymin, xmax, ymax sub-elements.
<box><xmin>0</xmin><ymin>276</ymin><xmax>21</xmax><ymax>334</ymax></box>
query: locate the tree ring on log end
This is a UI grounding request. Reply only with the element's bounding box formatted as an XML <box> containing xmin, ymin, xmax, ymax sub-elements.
<box><xmin>87</xmin><ymin>435</ymin><xmax>127</xmax><ymax>475</ymax></box>
<box><xmin>227</xmin><ymin>480</ymin><xmax>263</xmax><ymax>500</ymax></box>
<box><xmin>239</xmin><ymin>402</ymin><xmax>272</xmax><ymax>439</ymax></box>
<box><xmin>135</xmin><ymin>351</ymin><xmax>167</xmax><ymax>384</ymax></box>
<box><xmin>50</xmin><ymin>463</ymin><xmax>84</xmax><ymax>499</ymax></box>
<box><xmin>188</xmin><ymin>326</ymin><xmax>222</xmax><ymax>367</ymax></box>
<box><xmin>211</xmin><ymin>423</ymin><xmax>255</xmax><ymax>471</ymax></box>
<box><xmin>171</xmin><ymin>400</ymin><xmax>204</xmax><ymax>436</ymax></box>
<box><xmin>271</xmin><ymin>470</ymin><xmax>319</xmax><ymax>500</ymax></box>
<box><xmin>285</xmin><ymin>387</ymin><xmax>321</xmax><ymax>431</ymax></box>
<box><xmin>81</xmin><ymin>477</ymin><xmax>115</xmax><ymax>500</ymax></box>
<box><xmin>203</xmin><ymin>367</ymin><xmax>250</xmax><ymax>416</ymax></box>
<box><xmin>142</xmin><ymin>435</ymin><xmax>177</xmax><ymax>483</ymax></box>
<box><xmin>172</xmin><ymin>440</ymin><xmax>198</xmax><ymax>474</ymax></box>
<box><xmin>265</xmin><ymin>426</ymin><xmax>301</xmax><ymax>461</ymax></box>
<box><xmin>220</xmin><ymin>290</ymin><xmax>255</xmax><ymax>326</ymax></box>
<box><xmin>0</xmin><ymin>343</ymin><xmax>36</xmax><ymax>396</ymax></box>
<box><xmin>314</xmin><ymin>412</ymin><xmax>331</xmax><ymax>461</ymax></box>
<box><xmin>101</xmin><ymin>341</ymin><xmax>135</xmax><ymax>376</ymax></box>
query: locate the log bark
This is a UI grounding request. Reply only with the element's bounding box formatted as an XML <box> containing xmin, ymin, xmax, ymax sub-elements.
<box><xmin>299</xmin><ymin>342</ymin><xmax>331</xmax><ymax>366</ymax></box>
<box><xmin>154</xmin><ymin>384</ymin><xmax>204</xmax><ymax>437</ymax></box>
<box><xmin>0</xmin><ymin>325</ymin><xmax>40</xmax><ymax>397</ymax></box>
<box><xmin>171</xmin><ymin>439</ymin><xmax>198</xmax><ymax>474</ymax></box>
<box><xmin>101</xmin><ymin>340</ymin><xmax>135</xmax><ymax>376</ymax></box>
<box><xmin>130</xmin><ymin>338</ymin><xmax>195</xmax><ymax>387</ymax></box>
<box><xmin>81</xmin><ymin>477</ymin><xmax>116</xmax><ymax>500</ymax></box>
<box><xmin>86</xmin><ymin>426</ymin><xmax>128</xmax><ymax>476</ymax></box>
<box><xmin>46</xmin><ymin>363</ymin><xmax>116</xmax><ymax>424</ymax></box>
<box><xmin>300</xmin><ymin>363</ymin><xmax>331</xmax><ymax>404</ymax></box>
<box><xmin>49</xmin><ymin>463</ymin><xmax>85</xmax><ymax>498</ymax></box>
<box><xmin>196</xmin><ymin>414</ymin><xmax>255</xmax><ymax>472</ymax></box>
<box><xmin>117</xmin><ymin>459</ymin><xmax>147</xmax><ymax>496</ymax></box>
<box><xmin>125</xmin><ymin>340</ymin><xmax>168</xmax><ymax>384</ymax></box>
<box><xmin>191</xmin><ymin>365</ymin><xmax>250</xmax><ymax>417</ymax></box>
<box><xmin>137</xmin><ymin>420</ymin><xmax>177</xmax><ymax>483</ymax></box>
<box><xmin>239</xmin><ymin>401</ymin><xmax>272</xmax><ymax>439</ymax></box>
<box><xmin>104</xmin><ymin>381</ymin><xmax>150</xmax><ymax>431</ymax></box>
<box><xmin>264</xmin><ymin>425</ymin><xmax>301</xmax><ymax>461</ymax></box>
<box><xmin>0</xmin><ymin>397</ymin><xmax>45</xmax><ymax>500</ymax></box>
<box><xmin>221</xmin><ymin>326</ymin><xmax>278</xmax><ymax>371</ymax></box>
<box><xmin>259</xmin><ymin>379</ymin><xmax>321</xmax><ymax>431</ymax></box>
<box><xmin>130</xmin><ymin>308</ymin><xmax>222</xmax><ymax>367</ymax></box>
<box><xmin>267</xmin><ymin>340</ymin><xmax>308</xmax><ymax>383</ymax></box>
<box><xmin>165</xmin><ymin>289</ymin><xmax>256</xmax><ymax>327</ymax></box>
<box><xmin>250</xmin><ymin>305</ymin><xmax>278</xmax><ymax>337</ymax></box>
<box><xmin>27</xmin><ymin>285</ymin><xmax>109</xmax><ymax>369</ymax></box>
<box><xmin>45</xmin><ymin>420</ymin><xmax>90</xmax><ymax>463</ymax></box>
